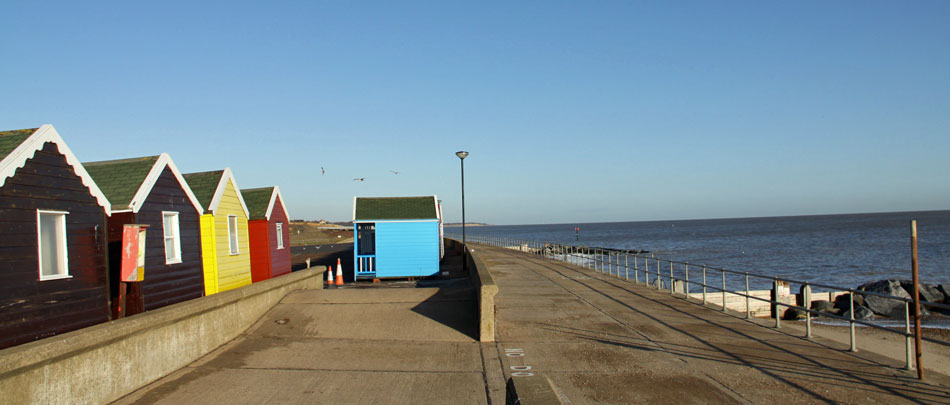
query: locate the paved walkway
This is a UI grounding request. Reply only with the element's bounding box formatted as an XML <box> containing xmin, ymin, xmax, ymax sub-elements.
<box><xmin>115</xmin><ymin>245</ymin><xmax>950</xmax><ymax>404</ymax></box>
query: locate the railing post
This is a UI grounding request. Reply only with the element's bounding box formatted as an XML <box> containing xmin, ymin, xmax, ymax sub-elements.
<box><xmin>608</xmin><ymin>251</ymin><xmax>612</xmax><ymax>275</ymax></box>
<box><xmin>611</xmin><ymin>251</ymin><xmax>615</xmax><ymax>276</ymax></box>
<box><xmin>722</xmin><ymin>270</ymin><xmax>727</xmax><ymax>312</ymax></box>
<box><xmin>624</xmin><ymin>253</ymin><xmax>629</xmax><ymax>280</ymax></box>
<box><xmin>804</xmin><ymin>283</ymin><xmax>812</xmax><ymax>339</ymax></box>
<box><xmin>745</xmin><ymin>272</ymin><xmax>751</xmax><ymax>319</ymax></box>
<box><xmin>645</xmin><ymin>256</ymin><xmax>650</xmax><ymax>286</ymax></box>
<box><xmin>669</xmin><ymin>261</ymin><xmax>675</xmax><ymax>294</ymax></box>
<box><xmin>634</xmin><ymin>254</ymin><xmax>639</xmax><ymax>283</ymax></box>
<box><xmin>684</xmin><ymin>263</ymin><xmax>689</xmax><ymax>298</ymax></box>
<box><xmin>656</xmin><ymin>258</ymin><xmax>661</xmax><ymax>290</ymax></box>
<box><xmin>848</xmin><ymin>290</ymin><xmax>858</xmax><ymax>353</ymax></box>
<box><xmin>774</xmin><ymin>278</ymin><xmax>781</xmax><ymax>328</ymax></box>
<box><xmin>702</xmin><ymin>266</ymin><xmax>707</xmax><ymax>305</ymax></box>
<box><xmin>905</xmin><ymin>302</ymin><xmax>913</xmax><ymax>371</ymax></box>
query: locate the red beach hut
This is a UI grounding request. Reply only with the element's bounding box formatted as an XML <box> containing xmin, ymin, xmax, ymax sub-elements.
<box><xmin>242</xmin><ymin>186</ymin><xmax>291</xmax><ymax>282</ymax></box>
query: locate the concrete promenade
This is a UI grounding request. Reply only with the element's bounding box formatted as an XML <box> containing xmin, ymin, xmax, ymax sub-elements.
<box><xmin>115</xmin><ymin>245</ymin><xmax>950</xmax><ymax>404</ymax></box>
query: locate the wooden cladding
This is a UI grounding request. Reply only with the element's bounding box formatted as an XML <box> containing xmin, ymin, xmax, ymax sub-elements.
<box><xmin>0</xmin><ymin>142</ymin><xmax>110</xmax><ymax>350</ymax></box>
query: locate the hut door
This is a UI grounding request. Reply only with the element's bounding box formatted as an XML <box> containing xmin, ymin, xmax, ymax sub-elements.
<box><xmin>357</xmin><ymin>223</ymin><xmax>376</xmax><ymax>255</ymax></box>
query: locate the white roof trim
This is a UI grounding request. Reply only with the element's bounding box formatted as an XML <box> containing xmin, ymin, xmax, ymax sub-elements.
<box><xmin>128</xmin><ymin>153</ymin><xmax>204</xmax><ymax>214</ymax></box>
<box><xmin>207</xmin><ymin>167</ymin><xmax>249</xmax><ymax>218</ymax></box>
<box><xmin>352</xmin><ymin>196</ymin><xmax>358</xmax><ymax>222</ymax></box>
<box><xmin>0</xmin><ymin>125</ymin><xmax>111</xmax><ymax>215</ymax></box>
<box><xmin>263</xmin><ymin>185</ymin><xmax>290</xmax><ymax>221</ymax></box>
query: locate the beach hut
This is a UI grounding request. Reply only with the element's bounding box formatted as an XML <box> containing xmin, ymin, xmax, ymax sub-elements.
<box><xmin>183</xmin><ymin>168</ymin><xmax>252</xmax><ymax>295</ymax></box>
<box><xmin>352</xmin><ymin>196</ymin><xmax>443</xmax><ymax>280</ymax></box>
<box><xmin>84</xmin><ymin>153</ymin><xmax>205</xmax><ymax>316</ymax></box>
<box><xmin>242</xmin><ymin>186</ymin><xmax>291</xmax><ymax>282</ymax></box>
<box><xmin>0</xmin><ymin>125</ymin><xmax>112</xmax><ymax>349</ymax></box>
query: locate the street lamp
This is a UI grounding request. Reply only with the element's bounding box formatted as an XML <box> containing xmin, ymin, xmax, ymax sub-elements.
<box><xmin>456</xmin><ymin>151</ymin><xmax>468</xmax><ymax>251</ymax></box>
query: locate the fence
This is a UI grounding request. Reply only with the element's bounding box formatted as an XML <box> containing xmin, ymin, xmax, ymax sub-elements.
<box><xmin>452</xmin><ymin>233</ymin><xmax>950</xmax><ymax>376</ymax></box>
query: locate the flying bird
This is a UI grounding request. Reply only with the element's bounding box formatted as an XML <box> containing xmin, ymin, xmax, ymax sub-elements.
<box><xmin>321</xmin><ymin>167</ymin><xmax>325</xmax><ymax>176</ymax></box>
<box><xmin>353</xmin><ymin>177</ymin><xmax>366</xmax><ymax>182</ymax></box>
<box><xmin>390</xmin><ymin>170</ymin><xmax>400</xmax><ymax>175</ymax></box>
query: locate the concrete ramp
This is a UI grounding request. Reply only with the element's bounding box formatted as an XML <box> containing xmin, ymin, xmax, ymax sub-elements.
<box><xmin>114</xmin><ymin>286</ymin><xmax>488</xmax><ymax>404</ymax></box>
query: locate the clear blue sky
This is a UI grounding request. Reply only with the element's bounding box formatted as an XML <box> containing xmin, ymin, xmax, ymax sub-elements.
<box><xmin>2</xmin><ymin>1</ymin><xmax>948</xmax><ymax>225</ymax></box>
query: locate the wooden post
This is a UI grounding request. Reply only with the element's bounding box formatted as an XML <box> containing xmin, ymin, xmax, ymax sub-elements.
<box><xmin>911</xmin><ymin>220</ymin><xmax>924</xmax><ymax>380</ymax></box>
<box><xmin>117</xmin><ymin>282</ymin><xmax>128</xmax><ymax>319</ymax></box>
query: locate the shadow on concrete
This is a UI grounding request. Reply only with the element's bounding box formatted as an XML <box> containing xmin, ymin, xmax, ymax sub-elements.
<box><xmin>408</xmin><ymin>246</ymin><xmax>478</xmax><ymax>341</ymax></box>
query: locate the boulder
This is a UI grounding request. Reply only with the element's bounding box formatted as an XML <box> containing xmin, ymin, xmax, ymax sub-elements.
<box><xmin>938</xmin><ymin>284</ymin><xmax>950</xmax><ymax>303</ymax></box>
<box><xmin>898</xmin><ymin>280</ymin><xmax>945</xmax><ymax>304</ymax></box>
<box><xmin>858</xmin><ymin>280</ymin><xmax>912</xmax><ymax>318</ymax></box>
<box><xmin>810</xmin><ymin>300</ymin><xmax>836</xmax><ymax>314</ymax></box>
<box><xmin>842</xmin><ymin>305</ymin><xmax>875</xmax><ymax>321</ymax></box>
<box><xmin>783</xmin><ymin>307</ymin><xmax>807</xmax><ymax>320</ymax></box>
<box><xmin>833</xmin><ymin>293</ymin><xmax>864</xmax><ymax>312</ymax></box>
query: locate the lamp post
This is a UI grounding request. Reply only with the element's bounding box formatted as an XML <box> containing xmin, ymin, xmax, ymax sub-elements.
<box><xmin>456</xmin><ymin>151</ymin><xmax>469</xmax><ymax>250</ymax></box>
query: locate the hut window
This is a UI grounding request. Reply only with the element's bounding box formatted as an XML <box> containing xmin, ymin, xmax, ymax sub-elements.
<box><xmin>163</xmin><ymin>212</ymin><xmax>182</xmax><ymax>264</ymax></box>
<box><xmin>37</xmin><ymin>210</ymin><xmax>70</xmax><ymax>280</ymax></box>
<box><xmin>228</xmin><ymin>215</ymin><xmax>239</xmax><ymax>255</ymax></box>
<box><xmin>276</xmin><ymin>222</ymin><xmax>284</xmax><ymax>249</ymax></box>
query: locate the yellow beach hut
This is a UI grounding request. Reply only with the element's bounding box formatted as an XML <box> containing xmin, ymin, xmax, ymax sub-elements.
<box><xmin>182</xmin><ymin>168</ymin><xmax>252</xmax><ymax>295</ymax></box>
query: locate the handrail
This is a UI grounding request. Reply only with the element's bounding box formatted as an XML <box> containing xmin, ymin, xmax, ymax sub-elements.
<box><xmin>445</xmin><ymin>231</ymin><xmax>950</xmax><ymax>377</ymax></box>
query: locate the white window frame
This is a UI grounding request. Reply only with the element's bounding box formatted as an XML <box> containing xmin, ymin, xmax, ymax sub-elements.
<box><xmin>276</xmin><ymin>222</ymin><xmax>284</xmax><ymax>249</ymax></box>
<box><xmin>37</xmin><ymin>209</ymin><xmax>71</xmax><ymax>281</ymax></box>
<box><xmin>163</xmin><ymin>211</ymin><xmax>182</xmax><ymax>264</ymax></box>
<box><xmin>228</xmin><ymin>215</ymin><xmax>239</xmax><ymax>255</ymax></box>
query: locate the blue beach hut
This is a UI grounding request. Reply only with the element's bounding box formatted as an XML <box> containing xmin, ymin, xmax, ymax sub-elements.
<box><xmin>352</xmin><ymin>196</ymin><xmax>444</xmax><ymax>280</ymax></box>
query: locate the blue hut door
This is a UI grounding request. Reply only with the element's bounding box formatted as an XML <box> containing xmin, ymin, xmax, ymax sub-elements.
<box><xmin>357</xmin><ymin>223</ymin><xmax>376</xmax><ymax>275</ymax></box>
<box><xmin>358</xmin><ymin>223</ymin><xmax>375</xmax><ymax>254</ymax></box>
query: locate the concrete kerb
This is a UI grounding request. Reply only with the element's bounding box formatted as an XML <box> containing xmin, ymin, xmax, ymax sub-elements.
<box><xmin>0</xmin><ymin>266</ymin><xmax>325</xmax><ymax>404</ymax></box>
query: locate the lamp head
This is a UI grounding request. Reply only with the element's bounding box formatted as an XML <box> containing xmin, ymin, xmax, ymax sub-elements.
<box><xmin>456</xmin><ymin>151</ymin><xmax>469</xmax><ymax>160</ymax></box>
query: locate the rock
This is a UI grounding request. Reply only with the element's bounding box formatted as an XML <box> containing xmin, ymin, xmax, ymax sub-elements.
<box><xmin>938</xmin><ymin>284</ymin><xmax>950</xmax><ymax>303</ymax></box>
<box><xmin>833</xmin><ymin>293</ymin><xmax>864</xmax><ymax>312</ymax></box>
<box><xmin>810</xmin><ymin>300</ymin><xmax>836</xmax><ymax>313</ymax></box>
<box><xmin>842</xmin><ymin>305</ymin><xmax>875</xmax><ymax>321</ymax></box>
<box><xmin>783</xmin><ymin>307</ymin><xmax>807</xmax><ymax>320</ymax></box>
<box><xmin>858</xmin><ymin>280</ymin><xmax>912</xmax><ymax>318</ymax></box>
<box><xmin>898</xmin><ymin>280</ymin><xmax>945</xmax><ymax>304</ymax></box>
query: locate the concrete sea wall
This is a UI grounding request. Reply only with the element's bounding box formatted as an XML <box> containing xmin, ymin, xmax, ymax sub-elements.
<box><xmin>445</xmin><ymin>238</ymin><xmax>498</xmax><ymax>342</ymax></box>
<box><xmin>0</xmin><ymin>266</ymin><xmax>324</xmax><ymax>404</ymax></box>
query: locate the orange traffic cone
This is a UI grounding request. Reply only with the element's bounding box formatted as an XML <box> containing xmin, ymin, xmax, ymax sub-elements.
<box><xmin>335</xmin><ymin>258</ymin><xmax>344</xmax><ymax>286</ymax></box>
<box><xmin>326</xmin><ymin>266</ymin><xmax>333</xmax><ymax>287</ymax></box>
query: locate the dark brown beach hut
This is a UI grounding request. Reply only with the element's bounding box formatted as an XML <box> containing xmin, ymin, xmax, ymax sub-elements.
<box><xmin>0</xmin><ymin>125</ymin><xmax>112</xmax><ymax>350</ymax></box>
<box><xmin>84</xmin><ymin>153</ymin><xmax>205</xmax><ymax>317</ymax></box>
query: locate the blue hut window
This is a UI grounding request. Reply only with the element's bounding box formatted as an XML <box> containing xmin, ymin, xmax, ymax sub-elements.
<box><xmin>357</xmin><ymin>223</ymin><xmax>376</xmax><ymax>255</ymax></box>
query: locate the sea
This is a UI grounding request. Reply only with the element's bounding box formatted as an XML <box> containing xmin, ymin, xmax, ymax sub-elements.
<box><xmin>446</xmin><ymin>210</ymin><xmax>950</xmax><ymax>292</ymax></box>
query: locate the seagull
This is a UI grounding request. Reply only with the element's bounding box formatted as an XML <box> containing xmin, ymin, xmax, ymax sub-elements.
<box><xmin>353</xmin><ymin>177</ymin><xmax>366</xmax><ymax>182</ymax></box>
<box><xmin>390</xmin><ymin>170</ymin><xmax>400</xmax><ymax>175</ymax></box>
<box><xmin>321</xmin><ymin>167</ymin><xmax>325</xmax><ymax>176</ymax></box>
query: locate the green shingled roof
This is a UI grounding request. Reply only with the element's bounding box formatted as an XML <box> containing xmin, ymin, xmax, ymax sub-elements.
<box><xmin>182</xmin><ymin>170</ymin><xmax>224</xmax><ymax>208</ymax></box>
<box><xmin>242</xmin><ymin>187</ymin><xmax>274</xmax><ymax>220</ymax></box>
<box><xmin>355</xmin><ymin>196</ymin><xmax>437</xmax><ymax>220</ymax></box>
<box><xmin>0</xmin><ymin>128</ymin><xmax>38</xmax><ymax>161</ymax></box>
<box><xmin>84</xmin><ymin>156</ymin><xmax>160</xmax><ymax>209</ymax></box>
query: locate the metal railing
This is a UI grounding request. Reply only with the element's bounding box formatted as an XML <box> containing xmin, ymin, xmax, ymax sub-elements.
<box><xmin>356</xmin><ymin>255</ymin><xmax>376</xmax><ymax>275</ymax></box>
<box><xmin>452</xmin><ymin>233</ymin><xmax>950</xmax><ymax>375</ymax></box>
